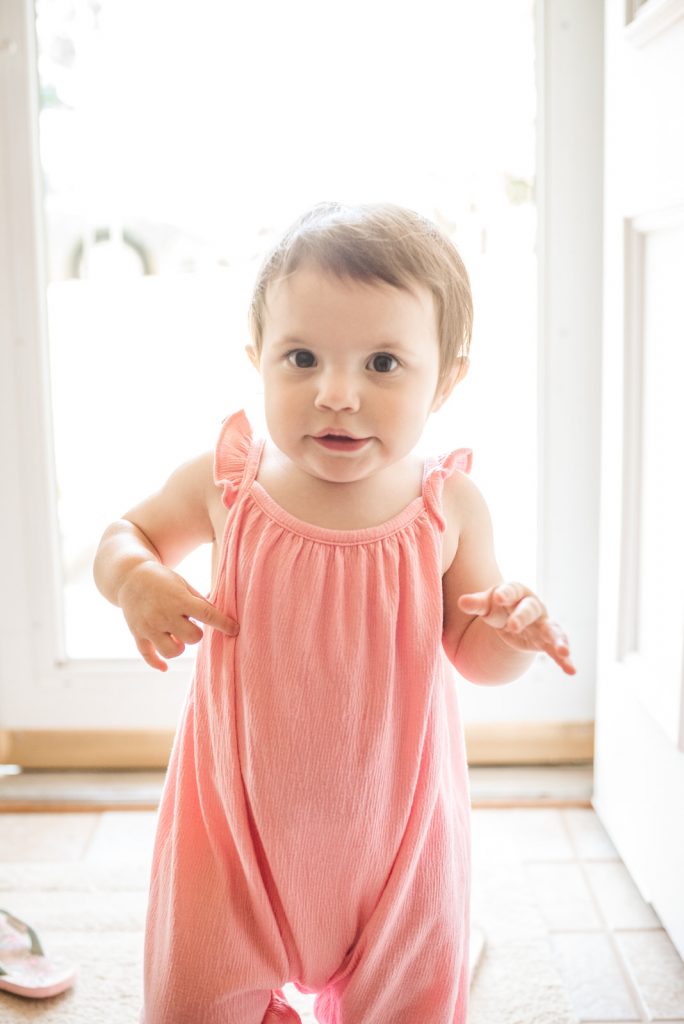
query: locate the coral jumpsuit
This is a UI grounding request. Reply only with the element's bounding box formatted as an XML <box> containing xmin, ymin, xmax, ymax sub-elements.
<box><xmin>142</xmin><ymin>409</ymin><xmax>473</xmax><ymax>1024</ymax></box>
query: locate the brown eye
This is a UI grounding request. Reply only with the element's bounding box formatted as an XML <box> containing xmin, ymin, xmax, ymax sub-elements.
<box><xmin>286</xmin><ymin>350</ymin><xmax>315</xmax><ymax>368</ymax></box>
<box><xmin>370</xmin><ymin>353</ymin><xmax>398</xmax><ymax>373</ymax></box>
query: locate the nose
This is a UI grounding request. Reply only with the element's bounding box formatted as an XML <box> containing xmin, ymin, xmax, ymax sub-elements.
<box><xmin>313</xmin><ymin>369</ymin><xmax>361</xmax><ymax>412</ymax></box>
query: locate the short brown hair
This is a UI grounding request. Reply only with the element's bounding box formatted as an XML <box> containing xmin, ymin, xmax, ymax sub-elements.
<box><xmin>247</xmin><ymin>201</ymin><xmax>473</xmax><ymax>396</ymax></box>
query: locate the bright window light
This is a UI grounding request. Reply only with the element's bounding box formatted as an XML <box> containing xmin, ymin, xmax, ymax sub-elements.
<box><xmin>35</xmin><ymin>0</ymin><xmax>537</xmax><ymax>659</ymax></box>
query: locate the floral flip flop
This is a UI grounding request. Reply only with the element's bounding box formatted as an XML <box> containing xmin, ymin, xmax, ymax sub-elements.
<box><xmin>0</xmin><ymin>909</ymin><xmax>77</xmax><ymax>999</ymax></box>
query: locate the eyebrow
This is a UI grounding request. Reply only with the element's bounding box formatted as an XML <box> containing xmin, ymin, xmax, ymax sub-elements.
<box><xmin>273</xmin><ymin>335</ymin><xmax>415</xmax><ymax>354</ymax></box>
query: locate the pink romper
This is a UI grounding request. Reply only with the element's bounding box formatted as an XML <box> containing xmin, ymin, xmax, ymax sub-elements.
<box><xmin>142</xmin><ymin>409</ymin><xmax>473</xmax><ymax>1024</ymax></box>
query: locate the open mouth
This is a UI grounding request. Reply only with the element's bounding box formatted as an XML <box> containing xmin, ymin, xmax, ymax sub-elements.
<box><xmin>313</xmin><ymin>435</ymin><xmax>371</xmax><ymax>452</ymax></box>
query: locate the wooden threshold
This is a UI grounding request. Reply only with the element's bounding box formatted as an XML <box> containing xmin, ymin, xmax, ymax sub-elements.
<box><xmin>0</xmin><ymin>797</ymin><xmax>593</xmax><ymax>813</ymax></box>
<box><xmin>1</xmin><ymin>722</ymin><xmax>594</xmax><ymax>770</ymax></box>
<box><xmin>470</xmin><ymin>797</ymin><xmax>592</xmax><ymax>809</ymax></box>
<box><xmin>0</xmin><ymin>764</ymin><xmax>593</xmax><ymax>813</ymax></box>
<box><xmin>0</xmin><ymin>799</ymin><xmax>160</xmax><ymax>813</ymax></box>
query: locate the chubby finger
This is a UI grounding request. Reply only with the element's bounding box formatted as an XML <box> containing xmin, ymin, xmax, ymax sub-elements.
<box><xmin>152</xmin><ymin>632</ymin><xmax>186</xmax><ymax>659</ymax></box>
<box><xmin>136</xmin><ymin>638</ymin><xmax>168</xmax><ymax>672</ymax></box>
<box><xmin>457</xmin><ymin>589</ymin><xmax>494</xmax><ymax>615</ymax></box>
<box><xmin>543</xmin><ymin>621</ymin><xmax>570</xmax><ymax>653</ymax></box>
<box><xmin>458</xmin><ymin>587</ymin><xmax>510</xmax><ymax>629</ymax></box>
<box><xmin>549</xmin><ymin>647</ymin><xmax>577</xmax><ymax>675</ymax></box>
<box><xmin>540</xmin><ymin>622</ymin><xmax>576</xmax><ymax>674</ymax></box>
<box><xmin>505</xmin><ymin>595</ymin><xmax>545</xmax><ymax>633</ymax></box>
<box><xmin>189</xmin><ymin>597</ymin><xmax>240</xmax><ymax>636</ymax></box>
<box><xmin>493</xmin><ymin>581</ymin><xmax>536</xmax><ymax>608</ymax></box>
<box><xmin>172</xmin><ymin>616</ymin><xmax>205</xmax><ymax>645</ymax></box>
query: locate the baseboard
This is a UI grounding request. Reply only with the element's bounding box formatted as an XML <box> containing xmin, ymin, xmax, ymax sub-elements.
<box><xmin>0</xmin><ymin>722</ymin><xmax>594</xmax><ymax>769</ymax></box>
<box><xmin>0</xmin><ymin>730</ymin><xmax>173</xmax><ymax>769</ymax></box>
<box><xmin>465</xmin><ymin>721</ymin><xmax>594</xmax><ymax>764</ymax></box>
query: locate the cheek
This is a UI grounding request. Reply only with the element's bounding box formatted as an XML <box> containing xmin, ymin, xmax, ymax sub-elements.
<box><xmin>263</xmin><ymin>381</ymin><xmax>302</xmax><ymax>431</ymax></box>
<box><xmin>263</xmin><ymin>372</ymin><xmax>291</xmax><ymax>404</ymax></box>
<box><xmin>385</xmin><ymin>383</ymin><xmax>432</xmax><ymax>417</ymax></box>
<box><xmin>266</xmin><ymin>370</ymin><xmax>300</xmax><ymax>396</ymax></box>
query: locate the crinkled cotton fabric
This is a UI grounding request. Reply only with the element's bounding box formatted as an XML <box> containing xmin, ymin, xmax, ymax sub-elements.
<box><xmin>142</xmin><ymin>409</ymin><xmax>473</xmax><ymax>1024</ymax></box>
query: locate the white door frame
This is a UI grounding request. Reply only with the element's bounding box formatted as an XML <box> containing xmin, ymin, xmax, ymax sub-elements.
<box><xmin>0</xmin><ymin>0</ymin><xmax>604</xmax><ymax>738</ymax></box>
<box><xmin>0</xmin><ymin>0</ymin><xmax>189</xmax><ymax>731</ymax></box>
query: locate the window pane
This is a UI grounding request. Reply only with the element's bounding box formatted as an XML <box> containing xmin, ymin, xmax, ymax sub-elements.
<box><xmin>35</xmin><ymin>0</ymin><xmax>537</xmax><ymax>660</ymax></box>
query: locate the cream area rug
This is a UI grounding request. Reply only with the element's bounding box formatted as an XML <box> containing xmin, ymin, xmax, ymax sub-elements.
<box><xmin>0</xmin><ymin>815</ymin><xmax>576</xmax><ymax>1023</ymax></box>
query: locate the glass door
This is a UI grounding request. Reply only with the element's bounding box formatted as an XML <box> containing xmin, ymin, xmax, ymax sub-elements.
<box><xmin>27</xmin><ymin>0</ymin><xmax>538</xmax><ymax>719</ymax></box>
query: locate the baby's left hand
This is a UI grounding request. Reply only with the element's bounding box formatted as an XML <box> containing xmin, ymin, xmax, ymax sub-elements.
<box><xmin>457</xmin><ymin>582</ymin><xmax>576</xmax><ymax>676</ymax></box>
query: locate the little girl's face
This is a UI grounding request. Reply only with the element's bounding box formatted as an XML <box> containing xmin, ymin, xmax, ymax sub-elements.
<box><xmin>246</xmin><ymin>263</ymin><xmax>457</xmax><ymax>485</ymax></box>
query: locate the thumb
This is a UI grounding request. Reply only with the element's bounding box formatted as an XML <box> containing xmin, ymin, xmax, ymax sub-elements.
<box><xmin>457</xmin><ymin>590</ymin><xmax>492</xmax><ymax>615</ymax></box>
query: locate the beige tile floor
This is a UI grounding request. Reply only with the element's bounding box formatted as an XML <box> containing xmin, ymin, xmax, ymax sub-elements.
<box><xmin>0</xmin><ymin>768</ymin><xmax>683</xmax><ymax>1022</ymax></box>
<box><xmin>471</xmin><ymin>806</ymin><xmax>684</xmax><ymax>1022</ymax></box>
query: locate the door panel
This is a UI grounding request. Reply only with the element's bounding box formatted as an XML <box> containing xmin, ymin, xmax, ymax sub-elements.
<box><xmin>636</xmin><ymin>221</ymin><xmax>684</xmax><ymax>748</ymax></box>
<box><xmin>594</xmin><ymin>0</ymin><xmax>684</xmax><ymax>957</ymax></box>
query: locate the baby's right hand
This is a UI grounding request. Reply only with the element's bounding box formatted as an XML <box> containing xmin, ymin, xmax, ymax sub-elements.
<box><xmin>117</xmin><ymin>562</ymin><xmax>239</xmax><ymax>672</ymax></box>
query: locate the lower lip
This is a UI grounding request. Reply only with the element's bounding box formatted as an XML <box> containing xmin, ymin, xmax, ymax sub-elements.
<box><xmin>313</xmin><ymin>436</ymin><xmax>371</xmax><ymax>452</ymax></box>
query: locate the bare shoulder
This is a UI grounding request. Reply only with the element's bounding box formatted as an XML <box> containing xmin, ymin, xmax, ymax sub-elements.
<box><xmin>440</xmin><ymin>467</ymin><xmax>488</xmax><ymax>571</ymax></box>
<box><xmin>122</xmin><ymin>450</ymin><xmax>219</xmax><ymax>568</ymax></box>
<box><xmin>441</xmin><ymin>470</ymin><xmax>504</xmax><ymax>660</ymax></box>
<box><xmin>442</xmin><ymin>468</ymin><xmax>502</xmax><ymax>575</ymax></box>
<box><xmin>442</xmin><ymin>468</ymin><xmax>493</xmax><ymax>534</ymax></box>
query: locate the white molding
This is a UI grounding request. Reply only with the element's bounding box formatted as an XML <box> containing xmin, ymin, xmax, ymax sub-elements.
<box><xmin>681</xmin><ymin>633</ymin><xmax>684</xmax><ymax>755</ymax></box>
<box><xmin>618</xmin><ymin>220</ymin><xmax>644</xmax><ymax>662</ymax></box>
<box><xmin>537</xmin><ymin>0</ymin><xmax>604</xmax><ymax>695</ymax></box>
<box><xmin>631</xmin><ymin>203</ymin><xmax>684</xmax><ymax>233</ymax></box>
<box><xmin>461</xmin><ymin>0</ymin><xmax>604</xmax><ymax>727</ymax></box>
<box><xmin>624</xmin><ymin>0</ymin><xmax>684</xmax><ymax>45</ymax></box>
<box><xmin>535</xmin><ymin>0</ymin><xmax>548</xmax><ymax>606</ymax></box>
<box><xmin>0</xmin><ymin>0</ymin><xmax>185</xmax><ymax>729</ymax></box>
<box><xmin>0</xmin><ymin>0</ymin><xmax>64</xmax><ymax>724</ymax></box>
<box><xmin>622</xmin><ymin>205</ymin><xmax>684</xmax><ymax>751</ymax></box>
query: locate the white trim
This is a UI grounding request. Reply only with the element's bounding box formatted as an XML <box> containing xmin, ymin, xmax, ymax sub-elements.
<box><xmin>0</xmin><ymin>0</ymin><xmax>62</xmax><ymax>724</ymax></box>
<box><xmin>681</xmin><ymin>636</ymin><xmax>684</xmax><ymax>755</ymax></box>
<box><xmin>621</xmin><ymin>205</ymin><xmax>684</xmax><ymax>751</ymax></box>
<box><xmin>537</xmin><ymin>0</ymin><xmax>603</xmax><ymax>707</ymax></box>
<box><xmin>535</xmin><ymin>0</ymin><xmax>549</xmax><ymax>607</ymax></box>
<box><xmin>631</xmin><ymin>203</ymin><xmax>684</xmax><ymax>233</ymax></box>
<box><xmin>453</xmin><ymin>0</ymin><xmax>605</xmax><ymax>726</ymax></box>
<box><xmin>624</xmin><ymin>0</ymin><xmax>684</xmax><ymax>45</ymax></box>
<box><xmin>618</xmin><ymin>221</ymin><xmax>644</xmax><ymax>662</ymax></box>
<box><xmin>0</xmin><ymin>1</ymin><xmax>190</xmax><ymax>729</ymax></box>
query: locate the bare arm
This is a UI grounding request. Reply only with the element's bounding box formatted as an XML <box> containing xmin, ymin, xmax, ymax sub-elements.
<box><xmin>442</xmin><ymin>473</ymin><xmax>574</xmax><ymax>684</ymax></box>
<box><xmin>93</xmin><ymin>518</ymin><xmax>165</xmax><ymax>608</ymax></box>
<box><xmin>93</xmin><ymin>452</ymin><xmax>238</xmax><ymax>671</ymax></box>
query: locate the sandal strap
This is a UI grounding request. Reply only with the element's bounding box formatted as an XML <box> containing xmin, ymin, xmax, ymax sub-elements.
<box><xmin>0</xmin><ymin>908</ymin><xmax>45</xmax><ymax>958</ymax></box>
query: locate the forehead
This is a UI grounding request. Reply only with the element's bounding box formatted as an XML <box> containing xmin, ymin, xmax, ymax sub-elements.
<box><xmin>262</xmin><ymin>265</ymin><xmax>437</xmax><ymax>344</ymax></box>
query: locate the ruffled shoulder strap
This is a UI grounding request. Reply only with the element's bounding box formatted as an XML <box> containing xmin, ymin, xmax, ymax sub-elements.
<box><xmin>213</xmin><ymin>408</ymin><xmax>256</xmax><ymax>510</ymax></box>
<box><xmin>422</xmin><ymin>447</ymin><xmax>473</xmax><ymax>532</ymax></box>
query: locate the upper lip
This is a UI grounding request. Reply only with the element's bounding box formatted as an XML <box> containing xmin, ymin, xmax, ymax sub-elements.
<box><xmin>313</xmin><ymin>429</ymin><xmax>366</xmax><ymax>439</ymax></box>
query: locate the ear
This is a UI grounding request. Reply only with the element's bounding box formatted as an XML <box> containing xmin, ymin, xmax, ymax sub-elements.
<box><xmin>245</xmin><ymin>344</ymin><xmax>260</xmax><ymax>372</ymax></box>
<box><xmin>431</xmin><ymin>357</ymin><xmax>469</xmax><ymax>412</ymax></box>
